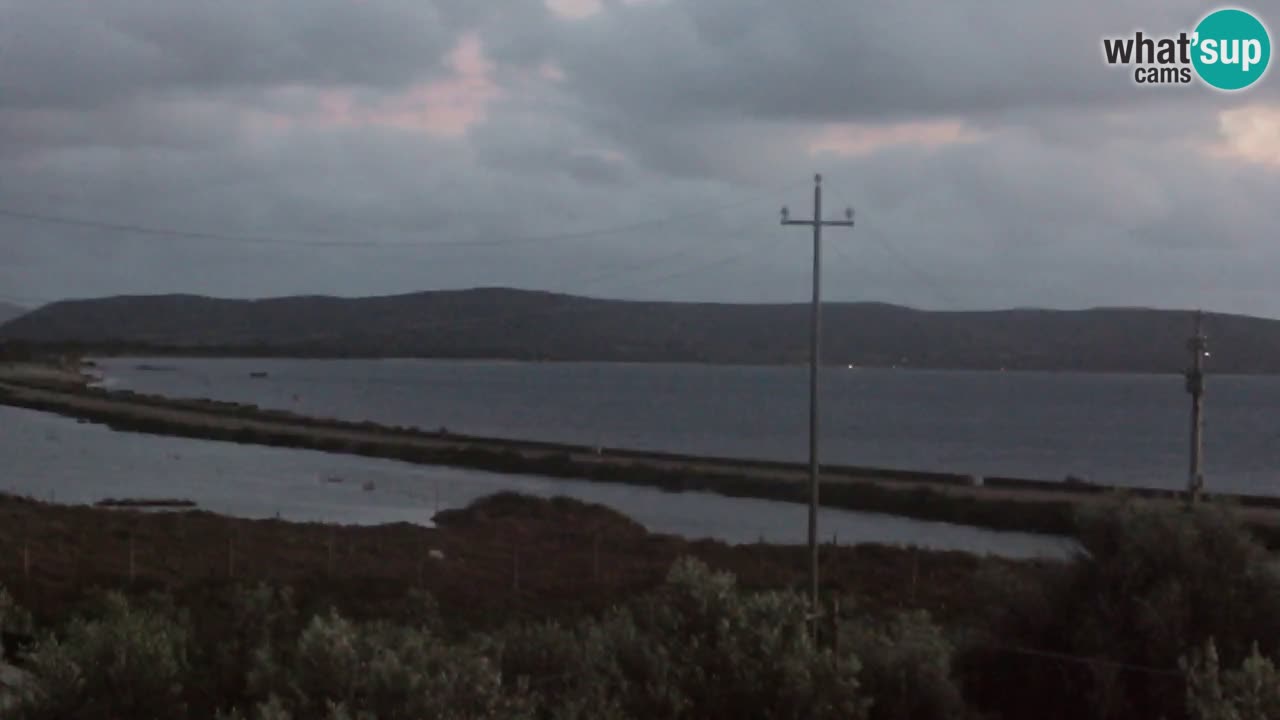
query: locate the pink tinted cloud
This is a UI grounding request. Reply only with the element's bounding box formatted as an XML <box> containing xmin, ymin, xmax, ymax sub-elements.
<box><xmin>545</xmin><ymin>0</ymin><xmax>660</xmax><ymax>20</ymax></box>
<box><xmin>808</xmin><ymin>120</ymin><xmax>984</xmax><ymax>157</ymax></box>
<box><xmin>1205</xmin><ymin>103</ymin><xmax>1280</xmax><ymax>168</ymax></box>
<box><xmin>539</xmin><ymin>62</ymin><xmax>566</xmax><ymax>83</ymax></box>
<box><xmin>249</xmin><ymin>32</ymin><xmax>499</xmax><ymax>139</ymax></box>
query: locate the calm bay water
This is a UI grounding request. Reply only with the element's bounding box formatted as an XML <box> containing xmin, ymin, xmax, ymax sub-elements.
<box><xmin>94</xmin><ymin>357</ymin><xmax>1280</xmax><ymax>495</ymax></box>
<box><xmin>0</xmin><ymin>406</ymin><xmax>1071</xmax><ymax>558</ymax></box>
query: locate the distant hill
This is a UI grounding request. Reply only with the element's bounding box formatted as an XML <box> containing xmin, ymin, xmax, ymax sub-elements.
<box><xmin>0</xmin><ymin>302</ymin><xmax>27</xmax><ymax>326</ymax></box>
<box><xmin>0</xmin><ymin>287</ymin><xmax>1272</xmax><ymax>373</ymax></box>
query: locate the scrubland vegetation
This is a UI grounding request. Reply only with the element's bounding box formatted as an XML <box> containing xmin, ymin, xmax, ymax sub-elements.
<box><xmin>2</xmin><ymin>496</ymin><xmax>1280</xmax><ymax>719</ymax></box>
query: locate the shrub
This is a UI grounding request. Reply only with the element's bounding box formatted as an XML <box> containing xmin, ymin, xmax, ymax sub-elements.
<box><xmin>16</xmin><ymin>592</ymin><xmax>190</xmax><ymax>720</ymax></box>
<box><xmin>193</xmin><ymin>584</ymin><xmax>300</xmax><ymax>714</ymax></box>
<box><xmin>248</xmin><ymin>609</ymin><xmax>532</xmax><ymax>720</ymax></box>
<box><xmin>494</xmin><ymin>557</ymin><xmax>871</xmax><ymax>720</ymax></box>
<box><xmin>843</xmin><ymin>610</ymin><xmax>965</xmax><ymax>720</ymax></box>
<box><xmin>605</xmin><ymin>557</ymin><xmax>866</xmax><ymax>720</ymax></box>
<box><xmin>1184</xmin><ymin>639</ymin><xmax>1280</xmax><ymax>720</ymax></box>
<box><xmin>492</xmin><ymin>620</ymin><xmax>630</xmax><ymax>720</ymax></box>
<box><xmin>961</xmin><ymin>500</ymin><xmax>1280</xmax><ymax>720</ymax></box>
<box><xmin>0</xmin><ymin>585</ymin><xmax>33</xmax><ymax>635</ymax></box>
<box><xmin>1069</xmin><ymin>502</ymin><xmax>1280</xmax><ymax>664</ymax></box>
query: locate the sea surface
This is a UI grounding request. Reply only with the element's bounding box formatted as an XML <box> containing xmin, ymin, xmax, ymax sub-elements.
<box><xmin>92</xmin><ymin>357</ymin><xmax>1280</xmax><ymax>495</ymax></box>
<box><xmin>0</xmin><ymin>405</ymin><xmax>1072</xmax><ymax>559</ymax></box>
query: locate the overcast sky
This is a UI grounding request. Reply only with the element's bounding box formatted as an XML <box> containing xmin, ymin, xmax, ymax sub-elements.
<box><xmin>3</xmin><ymin>0</ymin><xmax>1280</xmax><ymax>315</ymax></box>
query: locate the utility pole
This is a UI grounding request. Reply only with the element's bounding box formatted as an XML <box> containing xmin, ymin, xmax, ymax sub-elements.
<box><xmin>781</xmin><ymin>174</ymin><xmax>854</xmax><ymax>623</ymax></box>
<box><xmin>1185</xmin><ymin>310</ymin><xmax>1207</xmax><ymax>503</ymax></box>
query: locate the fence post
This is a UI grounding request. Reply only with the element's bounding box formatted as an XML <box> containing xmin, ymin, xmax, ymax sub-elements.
<box><xmin>327</xmin><ymin>527</ymin><xmax>336</xmax><ymax>579</ymax></box>
<box><xmin>593</xmin><ymin>535</ymin><xmax>600</xmax><ymax>582</ymax></box>
<box><xmin>830</xmin><ymin>596</ymin><xmax>841</xmax><ymax>657</ymax></box>
<box><xmin>910</xmin><ymin>548</ymin><xmax>919</xmax><ymax>603</ymax></box>
<box><xmin>512</xmin><ymin>545</ymin><xmax>520</xmax><ymax>593</ymax></box>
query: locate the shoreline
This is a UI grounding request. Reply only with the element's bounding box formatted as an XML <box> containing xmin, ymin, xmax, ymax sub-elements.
<box><xmin>4</xmin><ymin>360</ymin><xmax>1280</xmax><ymax>544</ymax></box>
<box><xmin>7</xmin><ymin>343</ymin><xmax>1270</xmax><ymax>376</ymax></box>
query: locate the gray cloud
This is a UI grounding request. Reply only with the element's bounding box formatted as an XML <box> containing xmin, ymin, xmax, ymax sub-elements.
<box><xmin>0</xmin><ymin>0</ymin><xmax>488</xmax><ymax>111</ymax></box>
<box><xmin>2</xmin><ymin>0</ymin><xmax>1280</xmax><ymax>319</ymax></box>
<box><xmin>536</xmin><ymin>0</ymin><xmax>1225</xmax><ymax>122</ymax></box>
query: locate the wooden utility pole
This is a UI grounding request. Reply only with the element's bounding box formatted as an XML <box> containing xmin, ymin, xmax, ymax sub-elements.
<box><xmin>1186</xmin><ymin>310</ymin><xmax>1207</xmax><ymax>502</ymax></box>
<box><xmin>781</xmin><ymin>174</ymin><xmax>854</xmax><ymax>622</ymax></box>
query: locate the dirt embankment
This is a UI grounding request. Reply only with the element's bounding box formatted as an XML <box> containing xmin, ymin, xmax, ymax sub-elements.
<box><xmin>0</xmin><ymin>361</ymin><xmax>91</xmax><ymax>390</ymax></box>
<box><xmin>4</xmin><ymin>360</ymin><xmax>1279</xmax><ymax>541</ymax></box>
<box><xmin>0</xmin><ymin>492</ymin><xmax>1039</xmax><ymax>632</ymax></box>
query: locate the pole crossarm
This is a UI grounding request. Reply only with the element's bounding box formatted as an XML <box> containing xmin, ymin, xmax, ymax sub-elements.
<box><xmin>781</xmin><ymin>219</ymin><xmax>855</xmax><ymax>227</ymax></box>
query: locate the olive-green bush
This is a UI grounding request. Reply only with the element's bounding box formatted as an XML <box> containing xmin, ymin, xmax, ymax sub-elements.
<box><xmin>962</xmin><ymin>500</ymin><xmax>1280</xmax><ymax>720</ymax></box>
<box><xmin>16</xmin><ymin>592</ymin><xmax>190</xmax><ymax>720</ymax></box>
<box><xmin>843</xmin><ymin>609</ymin><xmax>965</xmax><ymax>720</ymax></box>
<box><xmin>1184</xmin><ymin>639</ymin><xmax>1280</xmax><ymax>720</ymax></box>
<box><xmin>495</xmin><ymin>557</ymin><xmax>869</xmax><ymax>720</ymax></box>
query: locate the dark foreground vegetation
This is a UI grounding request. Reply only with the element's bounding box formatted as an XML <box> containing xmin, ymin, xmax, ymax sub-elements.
<box><xmin>2</xmin><ymin>493</ymin><xmax>1280</xmax><ymax>719</ymax></box>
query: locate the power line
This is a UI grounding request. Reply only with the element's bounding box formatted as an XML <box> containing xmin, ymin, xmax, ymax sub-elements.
<box><xmin>365</xmin><ymin>223</ymin><xmax>780</xmax><ymax>337</ymax></box>
<box><xmin>847</xmin><ymin>226</ymin><xmax>968</xmax><ymax>309</ymax></box>
<box><xmin>0</xmin><ymin>292</ymin><xmax>49</xmax><ymax>308</ymax></box>
<box><xmin>983</xmin><ymin>643</ymin><xmax>1184</xmax><ymax>678</ymax></box>
<box><xmin>0</xmin><ymin>208</ymin><xmax>319</xmax><ymax>248</ymax></box>
<box><xmin>0</xmin><ymin>219</ymin><xmax>775</xmax><ymax>320</ymax></box>
<box><xmin>588</xmin><ymin>230</ymin><xmax>779</xmax><ymax>296</ymax></box>
<box><xmin>0</xmin><ymin>179</ymin><xmax>807</xmax><ymax>252</ymax></box>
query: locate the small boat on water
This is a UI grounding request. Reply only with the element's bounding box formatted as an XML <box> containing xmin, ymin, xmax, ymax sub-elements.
<box><xmin>249</xmin><ymin>371</ymin><xmax>269</xmax><ymax>378</ymax></box>
<box><xmin>362</xmin><ymin>481</ymin><xmax>376</xmax><ymax>492</ymax></box>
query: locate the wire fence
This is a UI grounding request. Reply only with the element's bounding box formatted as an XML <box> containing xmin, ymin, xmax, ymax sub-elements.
<box><xmin>0</xmin><ymin>513</ymin><xmax>668</xmax><ymax>602</ymax></box>
<box><xmin>0</xmin><ymin>510</ymin><xmax>1197</xmax><ymax>702</ymax></box>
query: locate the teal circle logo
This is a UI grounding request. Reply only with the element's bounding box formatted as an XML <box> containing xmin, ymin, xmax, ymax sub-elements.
<box><xmin>1192</xmin><ymin>8</ymin><xmax>1271</xmax><ymax>90</ymax></box>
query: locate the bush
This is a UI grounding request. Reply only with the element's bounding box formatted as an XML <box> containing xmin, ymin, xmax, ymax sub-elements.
<box><xmin>0</xmin><ymin>585</ymin><xmax>33</xmax><ymax>636</ymax></box>
<box><xmin>493</xmin><ymin>557</ymin><xmax>871</xmax><ymax>720</ymax></box>
<box><xmin>16</xmin><ymin>592</ymin><xmax>190</xmax><ymax>720</ymax></box>
<box><xmin>193</xmin><ymin>584</ymin><xmax>300</xmax><ymax>714</ymax></box>
<box><xmin>493</xmin><ymin>620</ymin><xmax>630</xmax><ymax>720</ymax></box>
<box><xmin>590</xmin><ymin>557</ymin><xmax>867</xmax><ymax>719</ymax></box>
<box><xmin>1184</xmin><ymin>639</ymin><xmax>1280</xmax><ymax>720</ymax></box>
<box><xmin>843</xmin><ymin>610</ymin><xmax>965</xmax><ymax>720</ymax></box>
<box><xmin>1069</xmin><ymin>502</ymin><xmax>1280</xmax><ymax>664</ymax></box>
<box><xmin>245</xmin><ymin>609</ymin><xmax>532</xmax><ymax>720</ymax></box>
<box><xmin>961</xmin><ymin>500</ymin><xmax>1280</xmax><ymax>720</ymax></box>
<box><xmin>633</xmin><ymin>557</ymin><xmax>868</xmax><ymax>720</ymax></box>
